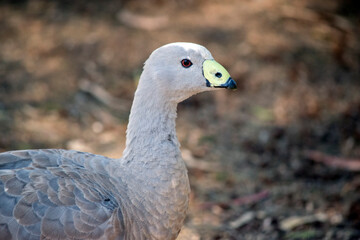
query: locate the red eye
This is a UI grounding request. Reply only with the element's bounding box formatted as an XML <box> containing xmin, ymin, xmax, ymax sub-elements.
<box><xmin>181</xmin><ymin>59</ymin><xmax>192</xmax><ymax>68</ymax></box>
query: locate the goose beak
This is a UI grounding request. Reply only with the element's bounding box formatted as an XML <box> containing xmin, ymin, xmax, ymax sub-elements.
<box><xmin>203</xmin><ymin>59</ymin><xmax>237</xmax><ymax>89</ymax></box>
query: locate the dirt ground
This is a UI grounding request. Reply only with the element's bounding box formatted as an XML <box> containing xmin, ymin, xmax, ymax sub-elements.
<box><xmin>0</xmin><ymin>0</ymin><xmax>360</xmax><ymax>239</ymax></box>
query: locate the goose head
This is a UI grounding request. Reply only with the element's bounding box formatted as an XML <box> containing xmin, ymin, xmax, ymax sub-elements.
<box><xmin>139</xmin><ymin>42</ymin><xmax>236</xmax><ymax>103</ymax></box>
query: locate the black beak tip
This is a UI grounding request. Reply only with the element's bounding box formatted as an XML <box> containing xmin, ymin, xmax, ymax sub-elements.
<box><xmin>227</xmin><ymin>78</ymin><xmax>237</xmax><ymax>89</ymax></box>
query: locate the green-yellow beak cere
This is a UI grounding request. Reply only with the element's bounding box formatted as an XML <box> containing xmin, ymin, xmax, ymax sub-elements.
<box><xmin>203</xmin><ymin>59</ymin><xmax>237</xmax><ymax>89</ymax></box>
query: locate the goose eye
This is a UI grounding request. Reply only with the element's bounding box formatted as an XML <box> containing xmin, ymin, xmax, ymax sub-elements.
<box><xmin>181</xmin><ymin>59</ymin><xmax>192</xmax><ymax>68</ymax></box>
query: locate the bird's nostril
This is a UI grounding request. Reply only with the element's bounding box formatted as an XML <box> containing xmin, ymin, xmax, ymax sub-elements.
<box><xmin>215</xmin><ymin>72</ymin><xmax>222</xmax><ymax>78</ymax></box>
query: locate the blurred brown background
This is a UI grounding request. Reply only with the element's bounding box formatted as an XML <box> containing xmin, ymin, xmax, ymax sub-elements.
<box><xmin>0</xmin><ymin>0</ymin><xmax>359</xmax><ymax>239</ymax></box>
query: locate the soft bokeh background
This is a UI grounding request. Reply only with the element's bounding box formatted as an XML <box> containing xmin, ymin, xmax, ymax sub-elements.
<box><xmin>0</xmin><ymin>0</ymin><xmax>359</xmax><ymax>239</ymax></box>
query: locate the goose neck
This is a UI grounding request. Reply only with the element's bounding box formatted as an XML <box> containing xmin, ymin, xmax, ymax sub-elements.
<box><xmin>123</xmin><ymin>88</ymin><xmax>179</xmax><ymax>161</ymax></box>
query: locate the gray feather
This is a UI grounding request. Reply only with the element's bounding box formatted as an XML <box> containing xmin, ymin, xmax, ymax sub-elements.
<box><xmin>79</xmin><ymin>212</ymin><xmax>104</xmax><ymax>226</ymax></box>
<box><xmin>86</xmin><ymin>226</ymin><xmax>104</xmax><ymax>239</ymax></box>
<box><xmin>36</xmin><ymin>191</ymin><xmax>57</xmax><ymax>207</ymax></box>
<box><xmin>0</xmin><ymin>192</ymin><xmax>17</xmax><ymax>217</ymax></box>
<box><xmin>48</xmin><ymin>178</ymin><xmax>59</xmax><ymax>192</ymax></box>
<box><xmin>0</xmin><ymin>170</ymin><xmax>15</xmax><ymax>182</ymax></box>
<box><xmin>0</xmin><ymin>159</ymin><xmax>31</xmax><ymax>169</ymax></box>
<box><xmin>0</xmin><ymin>223</ymin><xmax>11</xmax><ymax>240</ymax></box>
<box><xmin>32</xmin><ymin>202</ymin><xmax>47</xmax><ymax>218</ymax></box>
<box><xmin>62</xmin><ymin>209</ymin><xmax>89</xmax><ymax>238</ymax></box>
<box><xmin>44</xmin><ymin>207</ymin><xmax>64</xmax><ymax>220</ymax></box>
<box><xmin>73</xmin><ymin>211</ymin><xmax>97</xmax><ymax>232</ymax></box>
<box><xmin>24</xmin><ymin>222</ymin><xmax>41</xmax><ymax>236</ymax></box>
<box><xmin>31</xmin><ymin>154</ymin><xmax>58</xmax><ymax>168</ymax></box>
<box><xmin>46</xmin><ymin>187</ymin><xmax>63</xmax><ymax>206</ymax></box>
<box><xmin>15</xmin><ymin>169</ymin><xmax>31</xmax><ymax>182</ymax></box>
<box><xmin>17</xmin><ymin>225</ymin><xmax>39</xmax><ymax>240</ymax></box>
<box><xmin>14</xmin><ymin>198</ymin><xmax>41</xmax><ymax>225</ymax></box>
<box><xmin>5</xmin><ymin>177</ymin><xmax>26</xmax><ymax>196</ymax></box>
<box><xmin>41</xmin><ymin>218</ymin><xmax>67</xmax><ymax>239</ymax></box>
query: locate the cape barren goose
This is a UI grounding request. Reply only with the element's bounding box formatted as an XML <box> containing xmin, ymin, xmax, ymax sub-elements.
<box><xmin>0</xmin><ymin>42</ymin><xmax>236</xmax><ymax>240</ymax></box>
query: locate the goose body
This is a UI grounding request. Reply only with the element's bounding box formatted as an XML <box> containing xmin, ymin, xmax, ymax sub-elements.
<box><xmin>0</xmin><ymin>42</ymin><xmax>236</xmax><ymax>240</ymax></box>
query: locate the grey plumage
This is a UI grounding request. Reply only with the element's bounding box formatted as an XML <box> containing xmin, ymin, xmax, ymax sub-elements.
<box><xmin>0</xmin><ymin>150</ymin><xmax>119</xmax><ymax>240</ymax></box>
<box><xmin>0</xmin><ymin>42</ymin><xmax>235</xmax><ymax>239</ymax></box>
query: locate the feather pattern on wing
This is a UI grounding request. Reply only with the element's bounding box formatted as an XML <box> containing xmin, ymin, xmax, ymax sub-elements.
<box><xmin>0</xmin><ymin>149</ymin><xmax>124</xmax><ymax>240</ymax></box>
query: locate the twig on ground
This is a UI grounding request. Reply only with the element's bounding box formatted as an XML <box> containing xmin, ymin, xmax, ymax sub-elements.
<box><xmin>229</xmin><ymin>211</ymin><xmax>256</xmax><ymax>229</ymax></box>
<box><xmin>280</xmin><ymin>213</ymin><xmax>327</xmax><ymax>231</ymax></box>
<box><xmin>305</xmin><ymin>150</ymin><xmax>360</xmax><ymax>172</ymax></box>
<box><xmin>200</xmin><ymin>190</ymin><xmax>270</xmax><ymax>210</ymax></box>
<box><xmin>232</xmin><ymin>190</ymin><xmax>270</xmax><ymax>206</ymax></box>
<box><xmin>182</xmin><ymin>149</ymin><xmax>220</xmax><ymax>172</ymax></box>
